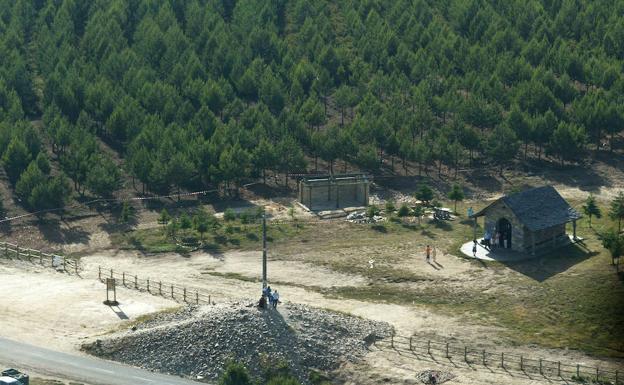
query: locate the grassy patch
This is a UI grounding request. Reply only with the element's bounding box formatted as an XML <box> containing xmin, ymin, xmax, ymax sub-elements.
<box><xmin>110</xmin><ymin>221</ymin><xmax>307</xmax><ymax>255</ymax></box>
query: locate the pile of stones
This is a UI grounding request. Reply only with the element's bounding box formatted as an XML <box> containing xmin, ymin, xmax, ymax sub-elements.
<box><xmin>83</xmin><ymin>301</ymin><xmax>392</xmax><ymax>384</ymax></box>
<box><xmin>346</xmin><ymin>211</ymin><xmax>385</xmax><ymax>223</ymax></box>
<box><xmin>415</xmin><ymin>370</ymin><xmax>456</xmax><ymax>384</ymax></box>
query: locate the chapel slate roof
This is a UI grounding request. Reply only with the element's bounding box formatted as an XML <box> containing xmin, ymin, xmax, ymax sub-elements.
<box><xmin>472</xmin><ymin>186</ymin><xmax>581</xmax><ymax>231</ymax></box>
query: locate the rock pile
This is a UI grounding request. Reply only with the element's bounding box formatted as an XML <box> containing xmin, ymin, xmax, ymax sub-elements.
<box><xmin>346</xmin><ymin>211</ymin><xmax>385</xmax><ymax>223</ymax></box>
<box><xmin>415</xmin><ymin>370</ymin><xmax>456</xmax><ymax>384</ymax></box>
<box><xmin>83</xmin><ymin>301</ymin><xmax>392</xmax><ymax>384</ymax></box>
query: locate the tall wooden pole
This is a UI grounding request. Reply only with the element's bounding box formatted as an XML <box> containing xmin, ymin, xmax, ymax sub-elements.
<box><xmin>262</xmin><ymin>213</ymin><xmax>267</xmax><ymax>290</ymax></box>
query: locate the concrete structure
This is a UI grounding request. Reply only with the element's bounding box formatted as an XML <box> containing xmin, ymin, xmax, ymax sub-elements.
<box><xmin>469</xmin><ymin>186</ymin><xmax>581</xmax><ymax>255</ymax></box>
<box><xmin>298</xmin><ymin>174</ymin><xmax>370</xmax><ymax>211</ymax></box>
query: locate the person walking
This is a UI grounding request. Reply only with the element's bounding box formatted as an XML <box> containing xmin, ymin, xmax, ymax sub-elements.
<box><xmin>472</xmin><ymin>239</ymin><xmax>478</xmax><ymax>257</ymax></box>
<box><xmin>272</xmin><ymin>290</ymin><xmax>279</xmax><ymax>308</ymax></box>
<box><xmin>425</xmin><ymin>245</ymin><xmax>431</xmax><ymax>263</ymax></box>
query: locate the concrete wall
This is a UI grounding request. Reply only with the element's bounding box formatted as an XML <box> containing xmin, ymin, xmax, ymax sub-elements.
<box><xmin>299</xmin><ymin>179</ymin><xmax>369</xmax><ymax>210</ymax></box>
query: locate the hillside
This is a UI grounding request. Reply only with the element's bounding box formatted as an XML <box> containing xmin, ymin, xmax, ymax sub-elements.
<box><xmin>0</xmin><ymin>0</ymin><xmax>623</xmax><ymax>216</ymax></box>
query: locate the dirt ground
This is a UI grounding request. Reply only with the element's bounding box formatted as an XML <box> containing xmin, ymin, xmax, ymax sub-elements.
<box><xmin>0</xmin><ymin>261</ymin><xmax>177</xmax><ymax>353</ymax></box>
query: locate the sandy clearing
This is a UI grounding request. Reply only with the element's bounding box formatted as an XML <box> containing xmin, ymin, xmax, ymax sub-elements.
<box><xmin>0</xmin><ymin>261</ymin><xmax>177</xmax><ymax>353</ymax></box>
<box><xmin>81</xmin><ymin>249</ymin><xmax>367</xmax><ymax>289</ymax></box>
<box><xmin>78</xmin><ymin>250</ymin><xmax>509</xmax><ymax>343</ymax></box>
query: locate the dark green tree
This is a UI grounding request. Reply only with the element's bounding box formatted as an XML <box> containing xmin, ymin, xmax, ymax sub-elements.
<box><xmin>2</xmin><ymin>138</ymin><xmax>31</xmax><ymax>184</ymax></box>
<box><xmin>447</xmin><ymin>184</ymin><xmax>465</xmax><ymax>213</ymax></box>
<box><xmin>609</xmin><ymin>192</ymin><xmax>624</xmax><ymax>232</ymax></box>
<box><xmin>416</xmin><ymin>184</ymin><xmax>434</xmax><ymax>206</ymax></box>
<box><xmin>582</xmin><ymin>194</ymin><xmax>601</xmax><ymax>228</ymax></box>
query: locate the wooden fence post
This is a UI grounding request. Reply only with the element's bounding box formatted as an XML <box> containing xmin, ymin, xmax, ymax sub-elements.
<box><xmin>391</xmin><ymin>331</ymin><xmax>394</xmax><ymax>348</ymax></box>
<box><xmin>539</xmin><ymin>359</ymin><xmax>543</xmax><ymax>375</ymax></box>
<box><xmin>427</xmin><ymin>340</ymin><xmax>431</xmax><ymax>355</ymax></box>
<box><xmin>445</xmin><ymin>343</ymin><xmax>449</xmax><ymax>358</ymax></box>
<box><xmin>75</xmin><ymin>260</ymin><xmax>78</xmax><ymax>274</ymax></box>
<box><xmin>615</xmin><ymin>370</ymin><xmax>618</xmax><ymax>384</ymax></box>
<box><xmin>122</xmin><ymin>272</ymin><xmax>125</xmax><ymax>285</ymax></box>
<box><xmin>409</xmin><ymin>336</ymin><xmax>412</xmax><ymax>351</ymax></box>
<box><xmin>482</xmin><ymin>350</ymin><xmax>486</xmax><ymax>366</ymax></box>
<box><xmin>98</xmin><ymin>266</ymin><xmax>101</xmax><ymax>280</ymax></box>
<box><xmin>159</xmin><ymin>281</ymin><xmax>162</xmax><ymax>295</ymax></box>
<box><xmin>183</xmin><ymin>287</ymin><xmax>187</xmax><ymax>302</ymax></box>
<box><xmin>147</xmin><ymin>279</ymin><xmax>150</xmax><ymax>292</ymax></box>
<box><xmin>110</xmin><ymin>268</ymin><xmax>113</xmax><ymax>278</ymax></box>
<box><xmin>171</xmin><ymin>285</ymin><xmax>174</xmax><ymax>298</ymax></box>
<box><xmin>63</xmin><ymin>257</ymin><xmax>66</xmax><ymax>271</ymax></box>
<box><xmin>557</xmin><ymin>361</ymin><xmax>561</xmax><ymax>377</ymax></box>
<box><xmin>208</xmin><ymin>295</ymin><xmax>211</xmax><ymax>304</ymax></box>
<box><xmin>39</xmin><ymin>250</ymin><xmax>43</xmax><ymax>265</ymax></box>
<box><xmin>134</xmin><ymin>275</ymin><xmax>138</xmax><ymax>289</ymax></box>
<box><xmin>196</xmin><ymin>291</ymin><xmax>199</xmax><ymax>305</ymax></box>
<box><xmin>501</xmin><ymin>353</ymin><xmax>504</xmax><ymax>369</ymax></box>
<box><xmin>596</xmin><ymin>367</ymin><xmax>599</xmax><ymax>382</ymax></box>
<box><xmin>520</xmin><ymin>356</ymin><xmax>524</xmax><ymax>371</ymax></box>
<box><xmin>576</xmin><ymin>364</ymin><xmax>580</xmax><ymax>378</ymax></box>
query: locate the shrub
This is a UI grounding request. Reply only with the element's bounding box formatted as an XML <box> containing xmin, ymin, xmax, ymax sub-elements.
<box><xmin>385</xmin><ymin>200</ymin><xmax>395</xmax><ymax>213</ymax></box>
<box><xmin>179</xmin><ymin>213</ymin><xmax>192</xmax><ymax>229</ymax></box>
<box><xmin>239</xmin><ymin>209</ymin><xmax>251</xmax><ymax>224</ymax></box>
<box><xmin>366</xmin><ymin>205</ymin><xmax>379</xmax><ymax>218</ymax></box>
<box><xmin>224</xmin><ymin>208</ymin><xmax>236</xmax><ymax>221</ymax></box>
<box><xmin>219</xmin><ymin>362</ymin><xmax>251</xmax><ymax>385</ymax></box>
<box><xmin>397</xmin><ymin>204</ymin><xmax>410</xmax><ymax>217</ymax></box>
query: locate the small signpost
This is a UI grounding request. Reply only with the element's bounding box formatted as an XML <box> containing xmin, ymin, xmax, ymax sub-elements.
<box><xmin>104</xmin><ymin>278</ymin><xmax>118</xmax><ymax>305</ymax></box>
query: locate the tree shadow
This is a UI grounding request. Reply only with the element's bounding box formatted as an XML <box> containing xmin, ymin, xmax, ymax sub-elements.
<box><xmin>463</xmin><ymin>170</ymin><xmax>503</xmax><ymax>194</ymax></box>
<box><xmin>531</xmin><ymin>159</ymin><xmax>612</xmax><ymax>194</ymax></box>
<box><xmin>37</xmin><ymin>218</ymin><xmax>90</xmax><ymax>245</ymax></box>
<box><xmin>371</xmin><ymin>224</ymin><xmax>387</xmax><ymax>233</ymax></box>
<box><xmin>502</xmin><ymin>242</ymin><xmax>598</xmax><ymax>282</ymax></box>
<box><xmin>431</xmin><ymin>219</ymin><xmax>453</xmax><ymax>232</ymax></box>
<box><xmin>420</xmin><ymin>228</ymin><xmax>436</xmax><ymax>239</ymax></box>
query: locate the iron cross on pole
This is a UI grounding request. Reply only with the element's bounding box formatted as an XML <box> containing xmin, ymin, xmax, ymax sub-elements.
<box><xmin>262</xmin><ymin>213</ymin><xmax>267</xmax><ymax>290</ymax></box>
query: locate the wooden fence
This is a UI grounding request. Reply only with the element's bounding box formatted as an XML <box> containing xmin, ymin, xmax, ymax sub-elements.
<box><xmin>384</xmin><ymin>334</ymin><xmax>621</xmax><ymax>384</ymax></box>
<box><xmin>0</xmin><ymin>241</ymin><xmax>80</xmax><ymax>274</ymax></box>
<box><xmin>98</xmin><ymin>266</ymin><xmax>213</xmax><ymax>306</ymax></box>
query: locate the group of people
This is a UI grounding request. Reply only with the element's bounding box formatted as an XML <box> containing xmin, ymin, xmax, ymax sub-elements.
<box><xmin>482</xmin><ymin>229</ymin><xmax>502</xmax><ymax>250</ymax></box>
<box><xmin>260</xmin><ymin>286</ymin><xmax>280</xmax><ymax>309</ymax></box>
<box><xmin>425</xmin><ymin>245</ymin><xmax>437</xmax><ymax>263</ymax></box>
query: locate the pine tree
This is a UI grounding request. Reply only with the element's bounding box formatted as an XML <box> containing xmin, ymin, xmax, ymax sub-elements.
<box><xmin>609</xmin><ymin>192</ymin><xmax>624</xmax><ymax>232</ymax></box>
<box><xmin>582</xmin><ymin>194</ymin><xmax>601</xmax><ymax>228</ymax></box>
<box><xmin>416</xmin><ymin>184</ymin><xmax>434</xmax><ymax>206</ymax></box>
<box><xmin>447</xmin><ymin>184</ymin><xmax>465</xmax><ymax>213</ymax></box>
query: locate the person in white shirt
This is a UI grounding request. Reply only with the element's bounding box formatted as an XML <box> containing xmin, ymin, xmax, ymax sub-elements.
<box><xmin>272</xmin><ymin>290</ymin><xmax>280</xmax><ymax>309</ymax></box>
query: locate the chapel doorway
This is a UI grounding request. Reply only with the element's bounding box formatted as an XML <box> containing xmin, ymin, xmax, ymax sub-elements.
<box><xmin>498</xmin><ymin>218</ymin><xmax>512</xmax><ymax>248</ymax></box>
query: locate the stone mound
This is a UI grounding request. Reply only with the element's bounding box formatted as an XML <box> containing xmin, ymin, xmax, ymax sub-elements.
<box><xmin>83</xmin><ymin>301</ymin><xmax>392</xmax><ymax>384</ymax></box>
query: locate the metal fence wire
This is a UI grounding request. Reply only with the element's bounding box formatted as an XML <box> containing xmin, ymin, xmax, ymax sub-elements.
<box><xmin>98</xmin><ymin>266</ymin><xmax>213</xmax><ymax>306</ymax></box>
<box><xmin>385</xmin><ymin>335</ymin><xmax>621</xmax><ymax>384</ymax></box>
